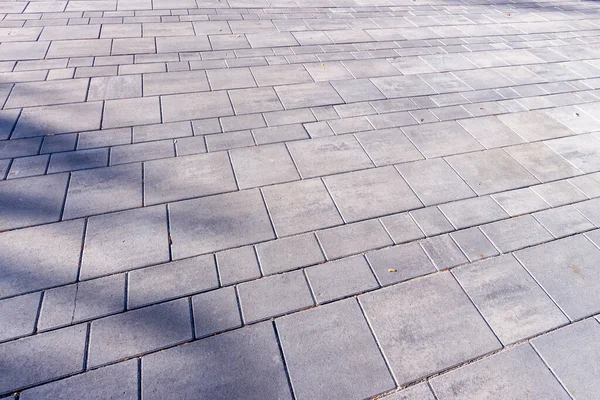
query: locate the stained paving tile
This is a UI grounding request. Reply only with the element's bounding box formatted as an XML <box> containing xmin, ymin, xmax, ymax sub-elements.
<box><xmin>360</xmin><ymin>272</ymin><xmax>501</xmax><ymax>385</ymax></box>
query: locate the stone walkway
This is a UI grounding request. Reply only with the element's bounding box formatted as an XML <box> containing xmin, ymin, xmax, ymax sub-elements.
<box><xmin>1</xmin><ymin>0</ymin><xmax>600</xmax><ymax>398</ymax></box>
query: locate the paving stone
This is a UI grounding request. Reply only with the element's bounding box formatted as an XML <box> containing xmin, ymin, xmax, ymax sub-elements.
<box><xmin>330</xmin><ymin>78</ymin><xmax>386</xmax><ymax>102</ymax></box>
<box><xmin>103</xmin><ymin>96</ymin><xmax>161</xmax><ymax>129</ymax></box>
<box><xmin>229</xmin><ymin>87</ymin><xmax>283</xmax><ymax>115</ymax></box>
<box><xmin>458</xmin><ymin>116</ymin><xmax>525</xmax><ymax>149</ymax></box>
<box><xmin>545</xmin><ymin>134</ymin><xmax>600</xmax><ymax>174</ymax></box>
<box><xmin>545</xmin><ymin>105</ymin><xmax>600</xmax><ymax>134</ymax></box>
<box><xmin>216</xmin><ymin>245</ymin><xmax>261</xmax><ymax>286</ymax></box>
<box><xmin>47</xmin><ymin>38</ymin><xmax>111</xmax><ymax>58</ymax></box>
<box><xmin>209</xmin><ymin>34</ymin><xmax>250</xmax><ymax>50</ymax></box>
<box><xmin>324</xmin><ymin>166</ymin><xmax>422</xmax><ymax>223</ymax></box>
<box><xmin>482</xmin><ymin>214</ymin><xmax>553</xmax><ymax>253</ymax></box>
<box><xmin>253</xmin><ymin>124</ymin><xmax>309</xmax><ymax>144</ymax></box>
<box><xmin>0</xmin><ymin>173</ymin><xmax>69</xmax><ymax>231</ymax></box>
<box><xmin>454</xmin><ymin>254</ymin><xmax>568</xmax><ymax>344</ymax></box>
<box><xmin>277</xmin><ymin>299</ymin><xmax>395</xmax><ymax>400</ymax></box>
<box><xmin>446</xmin><ymin>149</ymin><xmax>539</xmax><ymax>195</ymax></box>
<box><xmin>439</xmin><ymin>196</ymin><xmax>509</xmax><ymax>230</ymax></box>
<box><xmin>569</xmin><ymin>172</ymin><xmax>600</xmax><ymax>198</ymax></box>
<box><xmin>0</xmin><ymin>138</ymin><xmax>42</xmax><ymax>160</ymax></box>
<box><xmin>306</xmin><ymin>255</ymin><xmax>378</xmax><ymax>304</ymax></box>
<box><xmin>161</xmin><ymin>91</ymin><xmax>234</xmax><ymax>122</ymax></box>
<box><xmin>317</xmin><ymin>219</ymin><xmax>393</xmax><ymax>260</ymax></box>
<box><xmin>48</xmin><ymin>148</ymin><xmax>108</xmax><ymax>173</ymax></box>
<box><xmin>251</xmin><ymin>64</ymin><xmax>312</xmax><ymax>87</ymax></box>
<box><xmin>144</xmin><ymin>152</ymin><xmax>237</xmax><ymax>205</ymax></box>
<box><xmin>128</xmin><ymin>255</ymin><xmax>218</xmax><ymax>309</ymax></box>
<box><xmin>89</xmin><ymin>298</ymin><xmax>192</xmax><ymax>367</ymax></box>
<box><xmin>421</xmin><ymin>234</ymin><xmax>468</xmax><ymax>270</ymax></box>
<box><xmin>82</xmin><ymin>205</ymin><xmax>169</xmax><ymax>279</ymax></box>
<box><xmin>531</xmin><ymin>180</ymin><xmax>588</xmax><ymax>207</ymax></box>
<box><xmin>287</xmin><ymin>135</ymin><xmax>373</xmax><ymax>178</ymax></box>
<box><xmin>0</xmin><ymin>324</ymin><xmax>87</xmax><ymax>395</ymax></box>
<box><xmin>38</xmin><ymin>274</ymin><xmax>125</xmax><ymax>331</ymax></box>
<box><xmin>142</xmin><ymin>322</ymin><xmax>292</xmax><ymax>399</ymax></box>
<box><xmin>402</xmin><ymin>121</ymin><xmax>483</xmax><ymax>158</ymax></box>
<box><xmin>397</xmin><ymin>158</ymin><xmax>475</xmax><ymax>206</ymax></box>
<box><xmin>355</xmin><ymin>127</ymin><xmax>423</xmax><ymax>166</ymax></box>
<box><xmin>430</xmin><ymin>344</ymin><xmax>570</xmax><ymax>400</ymax></box>
<box><xmin>156</xmin><ymin>35</ymin><xmax>211</xmax><ymax>53</ymax></box>
<box><xmin>497</xmin><ymin>110</ymin><xmax>574</xmax><ymax>141</ymax></box>
<box><xmin>534</xmin><ymin>205</ymin><xmax>594</xmax><ymax>238</ymax></box>
<box><xmin>230</xmin><ymin>143</ymin><xmax>299</xmax><ymax>189</ymax></box>
<box><xmin>256</xmin><ymin>233</ymin><xmax>324</xmax><ymax>275</ymax></box>
<box><xmin>238</xmin><ymin>269</ymin><xmax>313</xmax><ymax>323</ymax></box>
<box><xmin>175</xmin><ymin>136</ymin><xmax>207</xmax><ymax>156</ymax></box>
<box><xmin>221</xmin><ymin>114</ymin><xmax>265</xmax><ymax>133</ymax></box>
<box><xmin>14</xmin><ymin>102</ymin><xmax>103</xmax><ymax>138</ymax></box>
<box><xmin>0</xmin><ymin>292</ymin><xmax>40</xmax><ymax>342</ymax></box>
<box><xmin>110</xmin><ymin>140</ymin><xmax>174</xmax><ymax>165</ymax></box>
<box><xmin>382</xmin><ymin>383</ymin><xmax>436</xmax><ymax>400</ymax></box>
<box><xmin>516</xmin><ymin>235</ymin><xmax>600</xmax><ymax>320</ymax></box>
<box><xmin>371</xmin><ymin>75</ymin><xmax>437</xmax><ymax>98</ymax></box>
<box><xmin>366</xmin><ymin>242</ymin><xmax>436</xmax><ymax>287</ymax></box>
<box><xmin>192</xmin><ymin>286</ymin><xmax>241</xmax><ymax>338</ymax></box>
<box><xmin>41</xmin><ymin>133</ymin><xmax>77</xmax><ymax>154</ymax></box>
<box><xmin>380</xmin><ymin>212</ymin><xmax>425</xmax><ymax>244</ymax></box>
<box><xmin>574</xmin><ymin>198</ymin><xmax>600</xmax><ymax>227</ymax></box>
<box><xmin>410</xmin><ymin>207</ymin><xmax>454</xmax><ymax>236</ymax></box>
<box><xmin>20</xmin><ymin>359</ymin><xmax>138</xmax><ymax>400</ymax></box>
<box><xmin>6</xmin><ymin>78</ymin><xmax>89</xmax><ymax>109</ymax></box>
<box><xmin>532</xmin><ymin>319</ymin><xmax>600</xmax><ymax>400</ymax></box>
<box><xmin>0</xmin><ymin>41</ymin><xmax>49</xmax><ymax>61</ymax></box>
<box><xmin>491</xmin><ymin>187</ymin><xmax>549</xmax><ymax>216</ymax></box>
<box><xmin>134</xmin><ymin>121</ymin><xmax>192</xmax><ymax>143</ymax></box>
<box><xmin>505</xmin><ymin>142</ymin><xmax>583</xmax><ymax>182</ymax></box>
<box><xmin>143</xmin><ymin>70</ymin><xmax>209</xmax><ymax>96</ymax></box>
<box><xmin>275</xmin><ymin>82</ymin><xmax>343</xmax><ymax>109</ymax></box>
<box><xmin>360</xmin><ymin>272</ymin><xmax>501</xmax><ymax>386</ymax></box>
<box><xmin>170</xmin><ymin>189</ymin><xmax>275</xmax><ymax>258</ymax></box>
<box><xmin>7</xmin><ymin>154</ymin><xmax>48</xmax><ymax>179</ymax></box>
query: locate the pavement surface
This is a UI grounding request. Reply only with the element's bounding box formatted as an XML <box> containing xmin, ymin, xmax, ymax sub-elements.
<box><xmin>1</xmin><ymin>0</ymin><xmax>600</xmax><ymax>398</ymax></box>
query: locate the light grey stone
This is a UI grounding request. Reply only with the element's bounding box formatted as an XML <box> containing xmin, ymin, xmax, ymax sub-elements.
<box><xmin>142</xmin><ymin>322</ymin><xmax>292</xmax><ymax>400</ymax></box>
<box><xmin>421</xmin><ymin>234</ymin><xmax>468</xmax><ymax>270</ymax></box>
<box><xmin>170</xmin><ymin>189</ymin><xmax>275</xmax><ymax>259</ymax></box>
<box><xmin>366</xmin><ymin>242</ymin><xmax>436</xmax><ymax>287</ymax></box>
<box><xmin>481</xmin><ymin>214</ymin><xmax>553</xmax><ymax>253</ymax></box>
<box><xmin>402</xmin><ymin>121</ymin><xmax>483</xmax><ymax>158</ymax></box>
<box><xmin>410</xmin><ymin>207</ymin><xmax>454</xmax><ymax>236</ymax></box>
<box><xmin>274</xmin><ymin>82</ymin><xmax>343</xmax><ymax>109</ymax></box>
<box><xmin>128</xmin><ymin>255</ymin><xmax>218</xmax><ymax>309</ymax></box>
<box><xmin>103</xmin><ymin>97</ymin><xmax>161</xmax><ymax>129</ymax></box>
<box><xmin>161</xmin><ymin>91</ymin><xmax>234</xmax><ymax>123</ymax></box>
<box><xmin>317</xmin><ymin>219</ymin><xmax>393</xmax><ymax>260</ymax></box>
<box><xmin>382</xmin><ymin>383</ymin><xmax>436</xmax><ymax>400</ymax></box>
<box><xmin>89</xmin><ymin>298</ymin><xmax>192</xmax><ymax>367</ymax></box>
<box><xmin>515</xmin><ymin>235</ymin><xmax>600</xmax><ymax>320</ymax></box>
<box><xmin>110</xmin><ymin>141</ymin><xmax>174</xmax><ymax>165</ymax></box>
<box><xmin>532</xmin><ymin>319</ymin><xmax>600</xmax><ymax>400</ymax></box>
<box><xmin>192</xmin><ymin>286</ymin><xmax>241</xmax><ymax>338</ymax></box>
<box><xmin>5</xmin><ymin>78</ymin><xmax>89</xmax><ymax>109</ymax></box>
<box><xmin>497</xmin><ymin>110</ymin><xmax>574</xmax><ymax>142</ymax></box>
<box><xmin>238</xmin><ymin>269</ymin><xmax>313</xmax><ymax>323</ymax></box>
<box><xmin>439</xmin><ymin>196</ymin><xmax>509</xmax><ymax>230</ymax></box>
<box><xmin>256</xmin><ymin>233</ymin><xmax>324</xmax><ymax>275</ymax></box>
<box><xmin>230</xmin><ymin>143</ymin><xmax>299</xmax><ymax>189</ymax></box>
<box><xmin>380</xmin><ymin>212</ymin><xmax>425</xmax><ymax>244</ymax></box>
<box><xmin>306</xmin><ymin>256</ymin><xmax>378</xmax><ymax>304</ymax></box>
<box><xmin>450</xmin><ymin>227</ymin><xmax>499</xmax><ymax>262</ymax></box>
<box><xmin>229</xmin><ymin>87</ymin><xmax>283</xmax><ymax>115</ymax></box>
<box><xmin>534</xmin><ymin>205</ymin><xmax>595</xmax><ymax>238</ymax></box>
<box><xmin>7</xmin><ymin>155</ymin><xmax>48</xmax><ymax>179</ymax></box>
<box><xmin>506</xmin><ymin>142</ymin><xmax>583</xmax><ymax>182</ymax></box>
<box><xmin>574</xmin><ymin>198</ymin><xmax>600</xmax><ymax>227</ymax></box>
<box><xmin>360</xmin><ymin>272</ymin><xmax>501</xmax><ymax>386</ymax></box>
<box><xmin>355</xmin><ymin>128</ymin><xmax>423</xmax><ymax>167</ymax></box>
<box><xmin>0</xmin><ymin>292</ymin><xmax>40</xmax><ymax>342</ymax></box>
<box><xmin>532</xmin><ymin>180</ymin><xmax>588</xmax><ymax>207</ymax></box>
<box><xmin>81</xmin><ymin>205</ymin><xmax>169</xmax><ymax>279</ymax></box>
<box><xmin>277</xmin><ymin>299</ymin><xmax>395</xmax><ymax>400</ymax></box>
<box><xmin>454</xmin><ymin>255</ymin><xmax>568</xmax><ymax>344</ymax></box>
<box><xmin>143</xmin><ymin>70</ymin><xmax>209</xmax><ymax>96</ymax></box>
<box><xmin>14</xmin><ymin>102</ymin><xmax>103</xmax><ymax>138</ymax></box>
<box><xmin>216</xmin><ymin>246</ymin><xmax>261</xmax><ymax>286</ymax></box>
<box><xmin>430</xmin><ymin>344</ymin><xmax>570</xmax><ymax>400</ymax></box>
<box><xmin>491</xmin><ymin>188</ymin><xmax>550</xmax><ymax>216</ymax></box>
<box><xmin>458</xmin><ymin>116</ymin><xmax>525</xmax><ymax>149</ymax></box>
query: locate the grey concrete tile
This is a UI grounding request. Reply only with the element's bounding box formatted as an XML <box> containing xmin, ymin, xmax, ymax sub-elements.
<box><xmin>454</xmin><ymin>254</ymin><xmax>568</xmax><ymax>344</ymax></box>
<box><xmin>38</xmin><ymin>274</ymin><xmax>125</xmax><ymax>331</ymax></box>
<box><xmin>574</xmin><ymin>198</ymin><xmax>600</xmax><ymax>227</ymax></box>
<box><xmin>371</xmin><ymin>75</ymin><xmax>437</xmax><ymax>98</ymax></box>
<box><xmin>430</xmin><ymin>344</ymin><xmax>570</xmax><ymax>400</ymax></box>
<box><xmin>209</xmin><ymin>34</ymin><xmax>250</xmax><ymax>50</ymax></box>
<box><xmin>0</xmin><ymin>173</ymin><xmax>69</xmax><ymax>231</ymax></box>
<box><xmin>110</xmin><ymin>140</ymin><xmax>174</xmax><ymax>165</ymax></box>
<box><xmin>161</xmin><ymin>91</ymin><xmax>234</xmax><ymax>122</ymax></box>
<box><xmin>421</xmin><ymin>234</ymin><xmax>468</xmax><ymax>270</ymax></box>
<box><xmin>397</xmin><ymin>158</ymin><xmax>475</xmax><ymax>206</ymax></box>
<box><xmin>446</xmin><ymin>149</ymin><xmax>539</xmax><ymax>196</ymax></box>
<box><xmin>380</xmin><ymin>212</ymin><xmax>425</xmax><ymax>244</ymax></box>
<box><xmin>207</xmin><ymin>67</ymin><xmax>256</xmax><ymax>91</ymax></box>
<box><xmin>216</xmin><ymin>245</ymin><xmax>260</xmax><ymax>286</ymax></box>
<box><xmin>420</xmin><ymin>53</ymin><xmax>476</xmax><ymax>72</ymax></box>
<box><xmin>82</xmin><ymin>205</ymin><xmax>169</xmax><ymax>279</ymax></box>
<box><xmin>170</xmin><ymin>189</ymin><xmax>275</xmax><ymax>258</ymax></box>
<box><xmin>144</xmin><ymin>152</ymin><xmax>237</xmax><ymax>205</ymax></box>
<box><xmin>230</xmin><ymin>143</ymin><xmax>299</xmax><ymax>189</ymax></box>
<box><xmin>143</xmin><ymin>70</ymin><xmax>209</xmax><ymax>96</ymax></box>
<box><xmin>142</xmin><ymin>322</ymin><xmax>292</xmax><ymax>399</ymax></box>
<box><xmin>156</xmin><ymin>36</ymin><xmax>211</xmax><ymax>53</ymax></box>
<box><xmin>402</xmin><ymin>121</ymin><xmax>483</xmax><ymax>158</ymax></box>
<box><xmin>532</xmin><ymin>319</ymin><xmax>600</xmax><ymax>400</ymax></box>
<box><xmin>419</xmin><ymin>72</ymin><xmax>472</xmax><ymax>94</ymax></box>
<box><xmin>128</xmin><ymin>255</ymin><xmax>218</xmax><ymax>309</ymax></box>
<box><xmin>221</xmin><ymin>114</ymin><xmax>265</xmax><ymax>133</ymax></box>
<box><xmin>253</xmin><ymin>124</ymin><xmax>309</xmax><ymax>144</ymax></box>
<box><xmin>47</xmin><ymin>39</ymin><xmax>111</xmax><ymax>58</ymax></box>
<box><xmin>545</xmin><ymin>134</ymin><xmax>600</xmax><ymax>174</ymax></box>
<box><xmin>458</xmin><ymin>116</ymin><xmax>525</xmax><ymax>149</ymax></box>
<box><xmin>506</xmin><ymin>142</ymin><xmax>582</xmax><ymax>182</ymax></box>
<box><xmin>5</xmin><ymin>78</ymin><xmax>89</xmax><ymax>108</ymax></box>
<box><xmin>534</xmin><ymin>204</ymin><xmax>594</xmax><ymax>238</ymax></box>
<box><xmin>134</xmin><ymin>121</ymin><xmax>192</xmax><ymax>143</ymax></box>
<box><xmin>382</xmin><ymin>383</ymin><xmax>436</xmax><ymax>400</ymax></box>
<box><xmin>451</xmin><ymin>227</ymin><xmax>499</xmax><ymax>262</ymax></box>
<box><xmin>238</xmin><ymin>269</ymin><xmax>313</xmax><ymax>323</ymax></box>
<box><xmin>277</xmin><ymin>299</ymin><xmax>395</xmax><ymax>400</ymax></box>
<box><xmin>317</xmin><ymin>219</ymin><xmax>393</xmax><ymax>260</ymax></box>
<box><xmin>48</xmin><ymin>148</ymin><xmax>108</xmax><ymax>173</ymax></box>
<box><xmin>491</xmin><ymin>187</ymin><xmax>549</xmax><ymax>216</ymax></box>
<box><xmin>0</xmin><ymin>292</ymin><xmax>40</xmax><ymax>342</ymax></box>
<box><xmin>192</xmin><ymin>21</ymin><xmax>231</xmax><ymax>35</ymax></box>
<box><xmin>497</xmin><ymin>110</ymin><xmax>574</xmax><ymax>142</ymax></box>
<box><xmin>342</xmin><ymin>59</ymin><xmax>400</xmax><ymax>78</ymax></box>
<box><xmin>205</xmin><ymin>130</ymin><xmax>255</xmax><ymax>152</ymax></box>
<box><xmin>366</xmin><ymin>241</ymin><xmax>435</xmax><ymax>286</ymax></box>
<box><xmin>328</xmin><ymin>116</ymin><xmax>373</xmax><ymax>135</ymax></box>
<box><xmin>256</xmin><ymin>233</ymin><xmax>324</xmax><ymax>275</ymax></box>
<box><xmin>20</xmin><ymin>359</ymin><xmax>138</xmax><ymax>400</ymax></box>
<box><xmin>324</xmin><ymin>166</ymin><xmax>422</xmax><ymax>223</ymax></box>
<box><xmin>0</xmin><ymin>219</ymin><xmax>84</xmax><ymax>298</ymax></box>
<box><xmin>250</xmin><ymin>64</ymin><xmax>312</xmax><ymax>87</ymax></box>
<box><xmin>103</xmin><ymin>96</ymin><xmax>161</xmax><ymax>129</ymax></box>
<box><xmin>532</xmin><ymin>180</ymin><xmax>588</xmax><ymax>207</ymax></box>
<box><xmin>410</xmin><ymin>207</ymin><xmax>454</xmax><ymax>236</ymax></box>
<box><xmin>304</xmin><ymin>61</ymin><xmax>352</xmax><ymax>82</ymax></box>
<box><xmin>306</xmin><ymin>255</ymin><xmax>378</xmax><ymax>304</ymax></box>
<box><xmin>360</xmin><ymin>272</ymin><xmax>501</xmax><ymax>385</ymax></box>
<box><xmin>545</xmin><ymin>105</ymin><xmax>600</xmax><ymax>134</ymax></box>
<box><xmin>516</xmin><ymin>235</ymin><xmax>600</xmax><ymax>320</ymax></box>
<box><xmin>0</xmin><ymin>324</ymin><xmax>87</xmax><ymax>395</ymax></box>
<box><xmin>192</xmin><ymin>286</ymin><xmax>241</xmax><ymax>338</ymax></box>
<box><xmin>569</xmin><ymin>172</ymin><xmax>600</xmax><ymax>198</ymax></box>
<box><xmin>439</xmin><ymin>196</ymin><xmax>509</xmax><ymax>230</ymax></box>
<box><xmin>330</xmin><ymin>78</ymin><xmax>386</xmax><ymax>103</ymax></box>
<box><xmin>355</xmin><ymin>127</ymin><xmax>423</xmax><ymax>167</ymax></box>
<box><xmin>275</xmin><ymin>82</ymin><xmax>343</xmax><ymax>109</ymax></box>
<box><xmin>481</xmin><ymin>214</ymin><xmax>553</xmax><ymax>253</ymax></box>
<box><xmin>7</xmin><ymin>155</ymin><xmax>49</xmax><ymax>179</ymax></box>
<box><xmin>41</xmin><ymin>133</ymin><xmax>77</xmax><ymax>154</ymax></box>
<box><xmin>287</xmin><ymin>135</ymin><xmax>372</xmax><ymax>178</ymax></box>
<box><xmin>78</xmin><ymin>127</ymin><xmax>131</xmax><ymax>150</ymax></box>
<box><xmin>229</xmin><ymin>87</ymin><xmax>283</xmax><ymax>114</ymax></box>
<box><xmin>89</xmin><ymin>298</ymin><xmax>192</xmax><ymax>367</ymax></box>
<box><xmin>0</xmin><ymin>138</ymin><xmax>42</xmax><ymax>160</ymax></box>
<box><xmin>175</xmin><ymin>136</ymin><xmax>207</xmax><ymax>156</ymax></box>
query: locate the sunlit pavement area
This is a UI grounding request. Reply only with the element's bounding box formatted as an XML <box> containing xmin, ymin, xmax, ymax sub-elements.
<box><xmin>1</xmin><ymin>0</ymin><xmax>600</xmax><ymax>398</ymax></box>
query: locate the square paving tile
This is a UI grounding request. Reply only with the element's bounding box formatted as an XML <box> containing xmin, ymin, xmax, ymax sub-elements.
<box><xmin>323</xmin><ymin>166</ymin><xmax>422</xmax><ymax>223</ymax></box>
<box><xmin>276</xmin><ymin>299</ymin><xmax>395</xmax><ymax>400</ymax></box>
<box><xmin>230</xmin><ymin>143</ymin><xmax>300</xmax><ymax>189</ymax></box>
<box><xmin>169</xmin><ymin>189</ymin><xmax>275</xmax><ymax>259</ymax></box>
<box><xmin>360</xmin><ymin>272</ymin><xmax>501</xmax><ymax>385</ymax></box>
